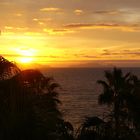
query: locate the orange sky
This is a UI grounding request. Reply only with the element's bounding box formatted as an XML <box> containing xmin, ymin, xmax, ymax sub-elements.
<box><xmin>0</xmin><ymin>0</ymin><xmax>140</xmax><ymax>67</ymax></box>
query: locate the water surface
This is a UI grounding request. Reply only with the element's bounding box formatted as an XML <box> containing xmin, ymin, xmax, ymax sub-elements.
<box><xmin>41</xmin><ymin>68</ymin><xmax>140</xmax><ymax>127</ymax></box>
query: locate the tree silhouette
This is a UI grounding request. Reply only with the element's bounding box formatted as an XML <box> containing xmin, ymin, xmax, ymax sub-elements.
<box><xmin>0</xmin><ymin>56</ymin><xmax>74</xmax><ymax>140</ymax></box>
<box><xmin>97</xmin><ymin>68</ymin><xmax>140</xmax><ymax>139</ymax></box>
<box><xmin>0</xmin><ymin>57</ymin><xmax>139</xmax><ymax>140</ymax></box>
<box><xmin>76</xmin><ymin>116</ymin><xmax>105</xmax><ymax>140</ymax></box>
<box><xmin>126</xmin><ymin>75</ymin><xmax>140</xmax><ymax>136</ymax></box>
<box><xmin>0</xmin><ymin>56</ymin><xmax>20</xmax><ymax>80</ymax></box>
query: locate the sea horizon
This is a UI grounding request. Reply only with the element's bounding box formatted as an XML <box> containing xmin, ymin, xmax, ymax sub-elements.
<box><xmin>41</xmin><ymin>67</ymin><xmax>140</xmax><ymax>127</ymax></box>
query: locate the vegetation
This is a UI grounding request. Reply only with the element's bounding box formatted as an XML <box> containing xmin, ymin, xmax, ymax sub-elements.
<box><xmin>0</xmin><ymin>56</ymin><xmax>139</xmax><ymax>140</ymax></box>
<box><xmin>77</xmin><ymin>68</ymin><xmax>140</xmax><ymax>140</ymax></box>
<box><xmin>0</xmin><ymin>56</ymin><xmax>74</xmax><ymax>140</ymax></box>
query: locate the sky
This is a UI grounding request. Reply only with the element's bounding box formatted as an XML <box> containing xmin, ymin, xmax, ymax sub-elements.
<box><xmin>0</xmin><ymin>0</ymin><xmax>140</xmax><ymax>67</ymax></box>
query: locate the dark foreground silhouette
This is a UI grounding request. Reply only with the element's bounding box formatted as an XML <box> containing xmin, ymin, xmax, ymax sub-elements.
<box><xmin>0</xmin><ymin>56</ymin><xmax>139</xmax><ymax>140</ymax></box>
<box><xmin>76</xmin><ymin>68</ymin><xmax>140</xmax><ymax>140</ymax></box>
<box><xmin>0</xmin><ymin>56</ymin><xmax>74</xmax><ymax>140</ymax></box>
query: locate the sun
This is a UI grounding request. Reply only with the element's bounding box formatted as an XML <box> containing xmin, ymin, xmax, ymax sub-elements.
<box><xmin>19</xmin><ymin>57</ymin><xmax>33</xmax><ymax>63</ymax></box>
<box><xmin>15</xmin><ymin>47</ymin><xmax>36</xmax><ymax>64</ymax></box>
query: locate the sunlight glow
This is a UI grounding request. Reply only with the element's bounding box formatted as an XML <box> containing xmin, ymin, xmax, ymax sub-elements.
<box><xmin>16</xmin><ymin>47</ymin><xmax>36</xmax><ymax>56</ymax></box>
<box><xmin>15</xmin><ymin>47</ymin><xmax>37</xmax><ymax>63</ymax></box>
<box><xmin>18</xmin><ymin>57</ymin><xmax>33</xmax><ymax>63</ymax></box>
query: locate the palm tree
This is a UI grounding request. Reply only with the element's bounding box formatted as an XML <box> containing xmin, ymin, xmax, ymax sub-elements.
<box><xmin>0</xmin><ymin>57</ymin><xmax>74</xmax><ymax>140</ymax></box>
<box><xmin>0</xmin><ymin>58</ymin><xmax>34</xmax><ymax>139</ymax></box>
<box><xmin>126</xmin><ymin>75</ymin><xmax>140</xmax><ymax>136</ymax></box>
<box><xmin>76</xmin><ymin>116</ymin><xmax>104</xmax><ymax>140</ymax></box>
<box><xmin>19</xmin><ymin>69</ymin><xmax>65</xmax><ymax>139</ymax></box>
<box><xmin>97</xmin><ymin>68</ymin><xmax>132</xmax><ymax>138</ymax></box>
<box><xmin>0</xmin><ymin>56</ymin><xmax>20</xmax><ymax>80</ymax></box>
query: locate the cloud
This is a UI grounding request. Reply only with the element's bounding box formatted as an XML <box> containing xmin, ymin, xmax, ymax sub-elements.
<box><xmin>122</xmin><ymin>50</ymin><xmax>140</xmax><ymax>56</ymax></box>
<box><xmin>64</xmin><ymin>23</ymin><xmax>140</xmax><ymax>32</ymax></box>
<box><xmin>43</xmin><ymin>28</ymin><xmax>74</xmax><ymax>35</ymax></box>
<box><xmin>73</xmin><ymin>53</ymin><xmax>99</xmax><ymax>58</ymax></box>
<box><xmin>64</xmin><ymin>23</ymin><xmax>92</xmax><ymax>28</ymax></box>
<box><xmin>4</xmin><ymin>26</ymin><xmax>13</xmax><ymax>30</ymax></box>
<box><xmin>40</xmin><ymin>7</ymin><xmax>62</xmax><ymax>12</ymax></box>
<box><xmin>1</xmin><ymin>54</ymin><xmax>63</xmax><ymax>59</ymax></box>
<box><xmin>4</xmin><ymin>26</ymin><xmax>28</xmax><ymax>31</ymax></box>
<box><xmin>14</xmin><ymin>13</ymin><xmax>22</xmax><ymax>17</ymax></box>
<box><xmin>32</xmin><ymin>18</ymin><xmax>52</xmax><ymax>26</ymax></box>
<box><xmin>33</xmin><ymin>18</ymin><xmax>52</xmax><ymax>22</ymax></box>
<box><xmin>74</xmin><ymin>9</ymin><xmax>84</xmax><ymax>15</ymax></box>
<box><xmin>102</xmin><ymin>49</ymin><xmax>140</xmax><ymax>57</ymax></box>
<box><xmin>64</xmin><ymin>23</ymin><xmax>127</xmax><ymax>28</ymax></box>
<box><xmin>38</xmin><ymin>22</ymin><xmax>45</xmax><ymax>25</ymax></box>
<box><xmin>2</xmin><ymin>54</ymin><xmax>22</xmax><ymax>57</ymax></box>
<box><xmin>93</xmin><ymin>10</ymin><xmax>122</xmax><ymax>15</ymax></box>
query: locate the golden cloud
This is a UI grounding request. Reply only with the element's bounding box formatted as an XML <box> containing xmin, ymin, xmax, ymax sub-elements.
<box><xmin>93</xmin><ymin>10</ymin><xmax>123</xmax><ymax>15</ymax></box>
<box><xmin>74</xmin><ymin>9</ymin><xmax>84</xmax><ymax>15</ymax></box>
<box><xmin>64</xmin><ymin>23</ymin><xmax>140</xmax><ymax>32</ymax></box>
<box><xmin>43</xmin><ymin>28</ymin><xmax>74</xmax><ymax>35</ymax></box>
<box><xmin>40</xmin><ymin>7</ymin><xmax>62</xmax><ymax>12</ymax></box>
<box><xmin>102</xmin><ymin>49</ymin><xmax>140</xmax><ymax>58</ymax></box>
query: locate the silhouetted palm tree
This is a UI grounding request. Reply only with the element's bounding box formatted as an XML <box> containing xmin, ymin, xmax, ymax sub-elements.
<box><xmin>97</xmin><ymin>68</ymin><xmax>132</xmax><ymax>138</ymax></box>
<box><xmin>76</xmin><ymin>116</ymin><xmax>104</xmax><ymax>140</ymax></box>
<box><xmin>0</xmin><ymin>56</ymin><xmax>74</xmax><ymax>140</ymax></box>
<box><xmin>18</xmin><ymin>69</ymin><xmax>62</xmax><ymax>139</ymax></box>
<box><xmin>0</xmin><ymin>56</ymin><xmax>20</xmax><ymax>80</ymax></box>
<box><xmin>126</xmin><ymin>75</ymin><xmax>140</xmax><ymax>136</ymax></box>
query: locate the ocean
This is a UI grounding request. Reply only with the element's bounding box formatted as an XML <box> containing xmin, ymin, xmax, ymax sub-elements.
<box><xmin>41</xmin><ymin>68</ymin><xmax>140</xmax><ymax>127</ymax></box>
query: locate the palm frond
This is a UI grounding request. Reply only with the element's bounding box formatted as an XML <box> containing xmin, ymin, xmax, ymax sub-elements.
<box><xmin>97</xmin><ymin>80</ymin><xmax>109</xmax><ymax>89</ymax></box>
<box><xmin>49</xmin><ymin>83</ymin><xmax>60</xmax><ymax>91</ymax></box>
<box><xmin>98</xmin><ymin>91</ymin><xmax>114</xmax><ymax>105</ymax></box>
<box><xmin>82</xmin><ymin>116</ymin><xmax>104</xmax><ymax>128</ymax></box>
<box><xmin>104</xmin><ymin>70</ymin><xmax>114</xmax><ymax>86</ymax></box>
<box><xmin>124</xmin><ymin>72</ymin><xmax>131</xmax><ymax>80</ymax></box>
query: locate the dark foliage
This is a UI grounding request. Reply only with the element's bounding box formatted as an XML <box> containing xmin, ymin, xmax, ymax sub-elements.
<box><xmin>0</xmin><ymin>56</ymin><xmax>139</xmax><ymax>140</ymax></box>
<box><xmin>0</xmin><ymin>56</ymin><xmax>74</xmax><ymax>140</ymax></box>
<box><xmin>77</xmin><ymin>68</ymin><xmax>140</xmax><ymax>140</ymax></box>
